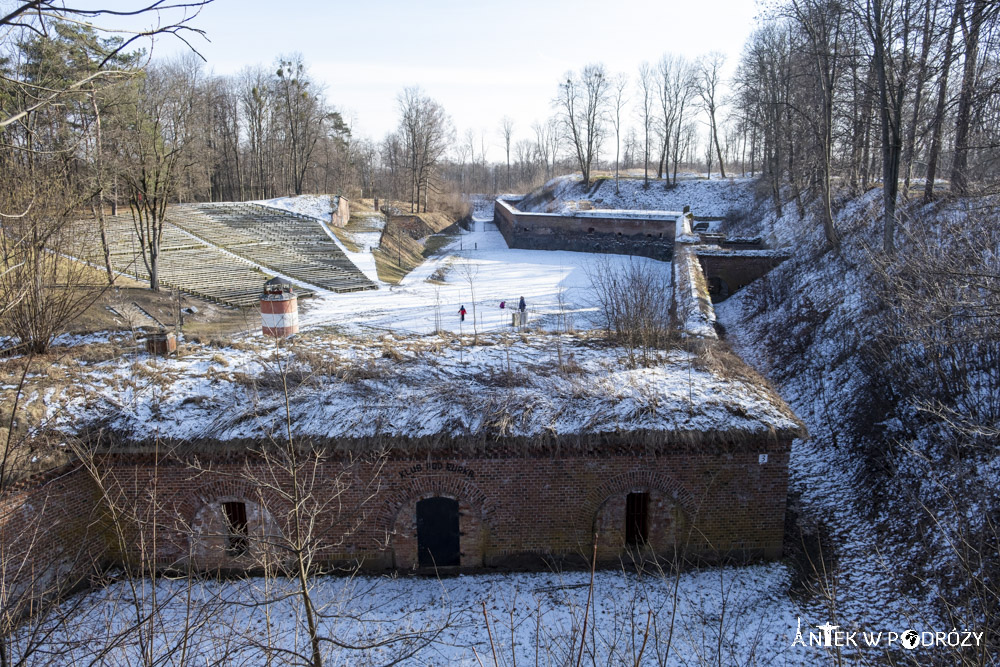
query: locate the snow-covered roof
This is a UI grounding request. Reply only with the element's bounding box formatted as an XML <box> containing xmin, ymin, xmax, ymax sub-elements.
<box><xmin>34</xmin><ymin>332</ymin><xmax>803</xmax><ymax>451</ymax></box>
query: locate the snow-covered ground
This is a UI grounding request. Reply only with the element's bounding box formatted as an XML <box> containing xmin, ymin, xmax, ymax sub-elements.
<box><xmin>29</xmin><ymin>329</ymin><xmax>798</xmax><ymax>444</ymax></box>
<box><xmin>17</xmin><ymin>564</ymin><xmax>803</xmax><ymax>666</ymax></box>
<box><xmin>252</xmin><ymin>193</ymin><xmax>646</xmax><ymax>333</ymax></box>
<box><xmin>518</xmin><ymin>174</ymin><xmax>758</xmax><ymax>219</ymax></box>
<box><xmin>712</xmin><ymin>189</ymin><xmax>984</xmax><ymax>653</ymax></box>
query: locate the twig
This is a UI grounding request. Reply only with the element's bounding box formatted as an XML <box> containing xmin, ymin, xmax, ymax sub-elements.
<box><xmin>483</xmin><ymin>600</ymin><xmax>499</xmax><ymax>667</ymax></box>
<box><xmin>576</xmin><ymin>533</ymin><xmax>598</xmax><ymax>667</ymax></box>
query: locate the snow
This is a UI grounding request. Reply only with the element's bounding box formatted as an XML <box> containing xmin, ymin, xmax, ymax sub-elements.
<box><xmin>16</xmin><ymin>564</ymin><xmax>809</xmax><ymax>666</ymax></box>
<box><xmin>518</xmin><ymin>174</ymin><xmax>758</xmax><ymax>219</ymax></box>
<box><xmin>30</xmin><ymin>329</ymin><xmax>798</xmax><ymax>444</ymax></box>
<box><xmin>674</xmin><ymin>247</ymin><xmax>718</xmax><ymax>339</ymax></box>
<box><xmin>298</xmin><ymin>215</ymin><xmax>665</xmax><ymax>336</ymax></box>
<box><xmin>17</xmin><ymin>199</ymin><xmax>799</xmax><ymax>444</ymax></box>
<box><xmin>710</xmin><ymin>188</ymin><xmax>992</xmax><ymax>641</ymax></box>
<box><xmin>254</xmin><ymin>193</ymin><xmax>340</xmax><ymax>220</ymax></box>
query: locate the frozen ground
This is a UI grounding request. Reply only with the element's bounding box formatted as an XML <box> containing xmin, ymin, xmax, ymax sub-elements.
<box><xmin>253</xmin><ymin>193</ymin><xmax>649</xmax><ymax>334</ymax></box>
<box><xmin>302</xmin><ymin>211</ymin><xmax>665</xmax><ymax>336</ymax></box>
<box><xmin>18</xmin><ymin>564</ymin><xmax>807</xmax><ymax>666</ymax></box>
<box><xmin>517</xmin><ymin>174</ymin><xmax>758</xmax><ymax>219</ymax></box>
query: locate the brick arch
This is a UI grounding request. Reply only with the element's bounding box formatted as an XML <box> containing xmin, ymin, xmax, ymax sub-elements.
<box><xmin>167</xmin><ymin>478</ymin><xmax>289</xmax><ymax>527</ymax></box>
<box><xmin>578</xmin><ymin>469</ymin><xmax>696</xmax><ymax>531</ymax></box>
<box><xmin>374</xmin><ymin>475</ymin><xmax>498</xmax><ymax>535</ymax></box>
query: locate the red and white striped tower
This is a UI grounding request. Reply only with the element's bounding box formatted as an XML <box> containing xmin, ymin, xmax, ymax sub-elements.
<box><xmin>260</xmin><ymin>277</ymin><xmax>299</xmax><ymax>338</ymax></box>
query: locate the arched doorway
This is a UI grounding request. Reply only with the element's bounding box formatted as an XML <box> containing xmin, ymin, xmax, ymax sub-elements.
<box><xmin>416</xmin><ymin>497</ymin><xmax>460</xmax><ymax>567</ymax></box>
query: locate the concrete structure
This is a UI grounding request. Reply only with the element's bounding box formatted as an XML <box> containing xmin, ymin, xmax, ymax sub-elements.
<box><xmin>330</xmin><ymin>195</ymin><xmax>349</xmax><ymax>228</ymax></box>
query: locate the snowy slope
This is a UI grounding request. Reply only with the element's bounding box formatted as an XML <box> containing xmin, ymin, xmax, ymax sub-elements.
<box><xmin>28</xmin><ymin>331</ymin><xmax>799</xmax><ymax>445</ymax></box>
<box><xmin>518</xmin><ymin>174</ymin><xmax>758</xmax><ymax>219</ymax></box>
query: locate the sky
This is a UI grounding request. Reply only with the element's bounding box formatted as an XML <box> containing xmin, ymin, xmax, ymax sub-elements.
<box><xmin>129</xmin><ymin>0</ymin><xmax>763</xmax><ymax>158</ymax></box>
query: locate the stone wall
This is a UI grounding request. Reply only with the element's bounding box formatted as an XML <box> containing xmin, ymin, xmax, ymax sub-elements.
<box><xmin>494</xmin><ymin>198</ymin><xmax>677</xmax><ymax>260</ymax></box>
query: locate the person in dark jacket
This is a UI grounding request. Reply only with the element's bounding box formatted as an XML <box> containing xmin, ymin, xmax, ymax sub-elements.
<box><xmin>518</xmin><ymin>296</ymin><xmax>526</xmax><ymax>312</ymax></box>
<box><xmin>458</xmin><ymin>305</ymin><xmax>467</xmax><ymax>322</ymax></box>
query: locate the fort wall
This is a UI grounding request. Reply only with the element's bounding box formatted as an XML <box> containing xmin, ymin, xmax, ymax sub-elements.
<box><xmin>494</xmin><ymin>198</ymin><xmax>677</xmax><ymax>260</ymax></box>
<box><xmin>0</xmin><ymin>465</ymin><xmax>107</xmax><ymax>622</ymax></box>
<box><xmin>54</xmin><ymin>439</ymin><xmax>791</xmax><ymax>574</ymax></box>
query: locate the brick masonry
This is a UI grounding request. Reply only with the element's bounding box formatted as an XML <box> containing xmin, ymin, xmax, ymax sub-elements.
<box><xmin>494</xmin><ymin>198</ymin><xmax>677</xmax><ymax>261</ymax></box>
<box><xmin>1</xmin><ymin>437</ymin><xmax>791</xmax><ymax>598</ymax></box>
<box><xmin>0</xmin><ymin>465</ymin><xmax>107</xmax><ymax>622</ymax></box>
<box><xmin>697</xmin><ymin>252</ymin><xmax>789</xmax><ymax>300</ymax></box>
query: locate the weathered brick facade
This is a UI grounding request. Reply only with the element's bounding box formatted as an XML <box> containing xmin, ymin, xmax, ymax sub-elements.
<box><xmin>494</xmin><ymin>198</ymin><xmax>677</xmax><ymax>260</ymax></box>
<box><xmin>2</xmin><ymin>434</ymin><xmax>790</xmax><ymax>586</ymax></box>
<box><xmin>696</xmin><ymin>251</ymin><xmax>789</xmax><ymax>301</ymax></box>
<box><xmin>0</xmin><ymin>465</ymin><xmax>107</xmax><ymax>623</ymax></box>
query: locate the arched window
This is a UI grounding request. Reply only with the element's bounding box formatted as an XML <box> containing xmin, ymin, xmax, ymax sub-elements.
<box><xmin>625</xmin><ymin>493</ymin><xmax>649</xmax><ymax>546</ymax></box>
<box><xmin>222</xmin><ymin>501</ymin><xmax>249</xmax><ymax>557</ymax></box>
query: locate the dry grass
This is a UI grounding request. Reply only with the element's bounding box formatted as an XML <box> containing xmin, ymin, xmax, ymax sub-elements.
<box><xmin>373</xmin><ymin>228</ymin><xmax>425</xmax><ymax>284</ymax></box>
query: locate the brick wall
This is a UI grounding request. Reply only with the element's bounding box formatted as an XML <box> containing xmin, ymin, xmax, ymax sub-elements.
<box><xmin>92</xmin><ymin>439</ymin><xmax>790</xmax><ymax>572</ymax></box>
<box><xmin>494</xmin><ymin>198</ymin><xmax>677</xmax><ymax>261</ymax></box>
<box><xmin>696</xmin><ymin>252</ymin><xmax>789</xmax><ymax>300</ymax></box>
<box><xmin>0</xmin><ymin>465</ymin><xmax>108</xmax><ymax>623</ymax></box>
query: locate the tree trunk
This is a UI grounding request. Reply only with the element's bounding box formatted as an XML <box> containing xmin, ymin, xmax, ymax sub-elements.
<box><xmin>924</xmin><ymin>0</ymin><xmax>959</xmax><ymax>200</ymax></box>
<box><xmin>902</xmin><ymin>0</ymin><xmax>934</xmax><ymax>194</ymax></box>
<box><xmin>711</xmin><ymin>112</ymin><xmax>726</xmax><ymax>179</ymax></box>
<box><xmin>949</xmin><ymin>0</ymin><xmax>990</xmax><ymax>196</ymax></box>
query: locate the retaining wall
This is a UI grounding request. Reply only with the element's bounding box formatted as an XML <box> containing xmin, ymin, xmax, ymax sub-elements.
<box><xmin>0</xmin><ymin>465</ymin><xmax>108</xmax><ymax>624</ymax></box>
<box><xmin>86</xmin><ymin>440</ymin><xmax>790</xmax><ymax>572</ymax></box>
<box><xmin>494</xmin><ymin>198</ymin><xmax>677</xmax><ymax>260</ymax></box>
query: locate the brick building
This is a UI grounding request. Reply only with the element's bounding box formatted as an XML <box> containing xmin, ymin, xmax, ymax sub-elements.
<box><xmin>1</xmin><ymin>335</ymin><xmax>803</xmax><ymax>598</ymax></box>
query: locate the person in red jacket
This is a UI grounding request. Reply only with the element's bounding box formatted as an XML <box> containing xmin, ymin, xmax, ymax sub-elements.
<box><xmin>458</xmin><ymin>305</ymin><xmax>467</xmax><ymax>322</ymax></box>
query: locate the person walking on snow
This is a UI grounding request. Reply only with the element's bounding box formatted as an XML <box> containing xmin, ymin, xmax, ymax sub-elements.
<box><xmin>518</xmin><ymin>296</ymin><xmax>526</xmax><ymax>313</ymax></box>
<box><xmin>458</xmin><ymin>305</ymin><xmax>467</xmax><ymax>322</ymax></box>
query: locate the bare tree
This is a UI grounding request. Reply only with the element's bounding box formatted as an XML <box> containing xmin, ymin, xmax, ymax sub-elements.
<box><xmin>458</xmin><ymin>260</ymin><xmax>480</xmax><ymax>341</ymax></box>
<box><xmin>789</xmin><ymin>0</ymin><xmax>844</xmax><ymax>247</ymax></box>
<box><xmin>607</xmin><ymin>73</ymin><xmax>629</xmax><ymax>194</ymax></box>
<box><xmin>637</xmin><ymin>62</ymin><xmax>656</xmax><ymax>186</ymax></box>
<box><xmin>949</xmin><ymin>0</ymin><xmax>1000</xmax><ymax>195</ymax></box>
<box><xmin>695</xmin><ymin>53</ymin><xmax>727</xmax><ymax>179</ymax></box>
<box><xmin>531</xmin><ymin>118</ymin><xmax>559</xmax><ymax>181</ymax></box>
<box><xmin>397</xmin><ymin>87</ymin><xmax>453</xmax><ymax>212</ymax></box>
<box><xmin>555</xmin><ymin>64</ymin><xmax>609</xmax><ymax>187</ymax></box>
<box><xmin>273</xmin><ymin>55</ymin><xmax>328</xmax><ymax>196</ymax></box>
<box><xmin>500</xmin><ymin>116</ymin><xmax>514</xmax><ymax>191</ymax></box>
<box><xmin>660</xmin><ymin>55</ymin><xmax>696</xmax><ymax>185</ymax></box>
<box><xmin>588</xmin><ymin>256</ymin><xmax>673</xmax><ymax>368</ymax></box>
<box><xmin>118</xmin><ymin>59</ymin><xmax>198</xmax><ymax>291</ymax></box>
<box><xmin>923</xmin><ymin>0</ymin><xmax>960</xmax><ymax>201</ymax></box>
<box><xmin>863</xmin><ymin>0</ymin><xmax>914</xmax><ymax>254</ymax></box>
